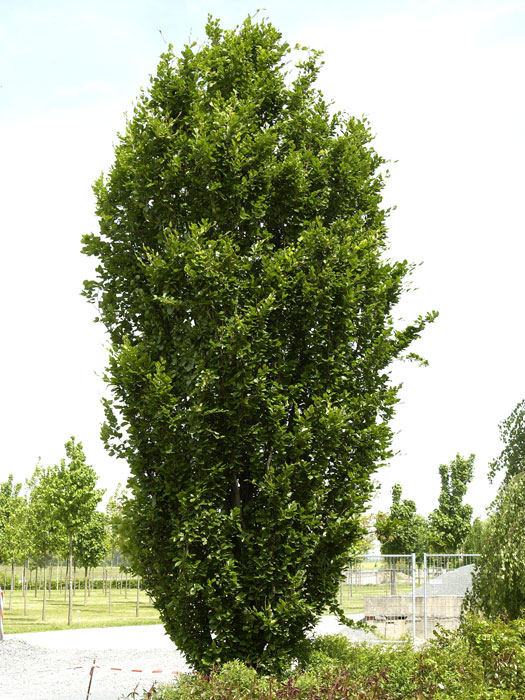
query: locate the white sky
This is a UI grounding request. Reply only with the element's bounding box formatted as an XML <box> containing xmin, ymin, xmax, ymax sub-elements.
<box><xmin>1</xmin><ymin>0</ymin><xmax>524</xmax><ymax>518</ymax></box>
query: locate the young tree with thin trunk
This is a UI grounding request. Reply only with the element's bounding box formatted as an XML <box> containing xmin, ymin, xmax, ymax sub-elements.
<box><xmin>73</xmin><ymin>510</ymin><xmax>109</xmax><ymax>606</ymax></box>
<box><xmin>375</xmin><ymin>483</ymin><xmax>429</xmax><ymax>559</ymax></box>
<box><xmin>0</xmin><ymin>475</ymin><xmax>23</xmax><ymax>609</ymax></box>
<box><xmin>49</xmin><ymin>438</ymin><xmax>103</xmax><ymax>625</ymax></box>
<box><xmin>82</xmin><ymin>15</ymin><xmax>435</xmax><ymax>672</ymax></box>
<box><xmin>27</xmin><ymin>463</ymin><xmax>66</xmax><ymax>620</ymax></box>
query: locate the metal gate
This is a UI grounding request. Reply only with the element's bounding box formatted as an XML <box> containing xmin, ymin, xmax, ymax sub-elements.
<box><xmin>338</xmin><ymin>553</ymin><xmax>479</xmax><ymax>641</ymax></box>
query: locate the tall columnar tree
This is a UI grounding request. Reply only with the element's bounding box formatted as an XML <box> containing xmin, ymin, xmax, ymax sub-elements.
<box><xmin>82</xmin><ymin>16</ymin><xmax>434</xmax><ymax>672</ymax></box>
<box><xmin>466</xmin><ymin>473</ymin><xmax>525</xmax><ymax>619</ymax></box>
<box><xmin>429</xmin><ymin>453</ymin><xmax>474</xmax><ymax>553</ymax></box>
<box><xmin>49</xmin><ymin>438</ymin><xmax>103</xmax><ymax>625</ymax></box>
<box><xmin>375</xmin><ymin>484</ymin><xmax>429</xmax><ymax>559</ymax></box>
<box><xmin>488</xmin><ymin>399</ymin><xmax>525</xmax><ymax>486</ymax></box>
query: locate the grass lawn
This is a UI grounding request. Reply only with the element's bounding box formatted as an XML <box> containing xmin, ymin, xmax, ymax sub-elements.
<box><xmin>2</xmin><ymin>587</ymin><xmax>161</xmax><ymax>634</ymax></box>
<box><xmin>338</xmin><ymin>581</ymin><xmax>415</xmax><ymax>614</ymax></box>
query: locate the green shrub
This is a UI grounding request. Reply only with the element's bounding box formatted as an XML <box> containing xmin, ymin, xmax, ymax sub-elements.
<box><xmin>147</xmin><ymin>619</ymin><xmax>524</xmax><ymax>700</ymax></box>
<box><xmin>460</xmin><ymin>615</ymin><xmax>525</xmax><ymax>692</ymax></box>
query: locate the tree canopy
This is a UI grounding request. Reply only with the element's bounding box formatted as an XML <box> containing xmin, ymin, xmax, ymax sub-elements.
<box><xmin>0</xmin><ymin>475</ymin><xmax>23</xmax><ymax>565</ymax></box>
<box><xmin>82</xmin><ymin>15</ymin><xmax>434</xmax><ymax>672</ymax></box>
<box><xmin>375</xmin><ymin>484</ymin><xmax>428</xmax><ymax>558</ymax></box>
<box><xmin>429</xmin><ymin>453</ymin><xmax>474</xmax><ymax>553</ymax></box>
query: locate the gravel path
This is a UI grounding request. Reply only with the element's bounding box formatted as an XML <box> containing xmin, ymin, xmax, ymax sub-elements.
<box><xmin>0</xmin><ymin>617</ymin><xmax>376</xmax><ymax>700</ymax></box>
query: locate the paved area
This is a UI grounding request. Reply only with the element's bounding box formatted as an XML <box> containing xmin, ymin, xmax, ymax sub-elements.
<box><xmin>8</xmin><ymin>623</ymin><xmax>176</xmax><ymax>649</ymax></box>
<box><xmin>0</xmin><ymin>616</ymin><xmax>377</xmax><ymax>700</ymax></box>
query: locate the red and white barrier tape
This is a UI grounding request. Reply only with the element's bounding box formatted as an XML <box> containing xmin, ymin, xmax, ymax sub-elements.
<box><xmin>30</xmin><ymin>664</ymin><xmax>190</xmax><ymax>675</ymax></box>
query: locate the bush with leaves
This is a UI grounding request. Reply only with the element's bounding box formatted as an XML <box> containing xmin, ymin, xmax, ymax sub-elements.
<box><xmin>82</xmin><ymin>15</ymin><xmax>434</xmax><ymax>673</ymax></box>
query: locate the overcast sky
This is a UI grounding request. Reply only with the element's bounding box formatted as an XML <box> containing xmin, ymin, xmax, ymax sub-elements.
<box><xmin>1</xmin><ymin>0</ymin><xmax>524</xmax><ymax>518</ymax></box>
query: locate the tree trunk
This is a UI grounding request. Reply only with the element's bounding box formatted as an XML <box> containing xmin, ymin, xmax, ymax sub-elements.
<box><xmin>34</xmin><ymin>565</ymin><xmax>39</xmax><ymax>597</ymax></box>
<box><xmin>23</xmin><ymin>560</ymin><xmax>28</xmax><ymax>616</ymax></box>
<box><xmin>42</xmin><ymin>560</ymin><xmax>47</xmax><ymax>621</ymax></box>
<box><xmin>108</xmin><ymin>575</ymin><xmax>112</xmax><ymax>613</ymax></box>
<box><xmin>68</xmin><ymin>533</ymin><xmax>73</xmax><ymax>626</ymax></box>
<box><xmin>136</xmin><ymin>576</ymin><xmax>140</xmax><ymax>617</ymax></box>
<box><xmin>9</xmin><ymin>561</ymin><xmax>14</xmax><ymax>610</ymax></box>
<box><xmin>390</xmin><ymin>567</ymin><xmax>397</xmax><ymax>596</ymax></box>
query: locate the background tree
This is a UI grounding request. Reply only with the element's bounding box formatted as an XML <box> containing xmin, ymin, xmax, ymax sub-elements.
<box><xmin>488</xmin><ymin>399</ymin><xmax>525</xmax><ymax>486</ymax></box>
<box><xmin>466</xmin><ymin>473</ymin><xmax>525</xmax><ymax>619</ymax></box>
<box><xmin>27</xmin><ymin>463</ymin><xmax>66</xmax><ymax>620</ymax></box>
<box><xmin>106</xmin><ymin>485</ymin><xmax>127</xmax><ymax>567</ymax></box>
<box><xmin>461</xmin><ymin>517</ymin><xmax>487</xmax><ymax>554</ymax></box>
<box><xmin>375</xmin><ymin>483</ymin><xmax>429</xmax><ymax>559</ymax></box>
<box><xmin>0</xmin><ymin>476</ymin><xmax>26</xmax><ymax>607</ymax></box>
<box><xmin>73</xmin><ymin>510</ymin><xmax>109</xmax><ymax>605</ymax></box>
<box><xmin>428</xmin><ymin>453</ymin><xmax>474</xmax><ymax>553</ymax></box>
<box><xmin>0</xmin><ymin>475</ymin><xmax>22</xmax><ymax>584</ymax></box>
<box><xmin>82</xmin><ymin>16</ymin><xmax>434</xmax><ymax>672</ymax></box>
<box><xmin>49</xmin><ymin>437</ymin><xmax>103</xmax><ymax>625</ymax></box>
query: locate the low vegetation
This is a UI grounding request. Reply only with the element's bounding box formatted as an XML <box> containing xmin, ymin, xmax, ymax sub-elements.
<box><xmin>142</xmin><ymin>616</ymin><xmax>524</xmax><ymax>700</ymax></box>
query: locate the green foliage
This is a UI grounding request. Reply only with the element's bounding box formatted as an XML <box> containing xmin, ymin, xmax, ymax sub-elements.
<box><xmin>105</xmin><ymin>484</ymin><xmax>128</xmax><ymax>564</ymax></box>
<box><xmin>47</xmin><ymin>437</ymin><xmax>104</xmax><ymax>624</ymax></box>
<box><xmin>0</xmin><ymin>475</ymin><xmax>23</xmax><ymax>563</ymax></box>
<box><xmin>466</xmin><ymin>473</ymin><xmax>525</xmax><ymax>620</ymax></box>
<box><xmin>49</xmin><ymin>437</ymin><xmax>104</xmax><ymax>533</ymax></box>
<box><xmin>461</xmin><ymin>517</ymin><xmax>487</xmax><ymax>554</ymax></box>
<box><xmin>428</xmin><ymin>453</ymin><xmax>474</xmax><ymax>553</ymax></box>
<box><xmin>488</xmin><ymin>399</ymin><xmax>525</xmax><ymax>485</ymax></box>
<box><xmin>82</xmin><ymin>15</ymin><xmax>434</xmax><ymax>673</ymax></box>
<box><xmin>27</xmin><ymin>462</ymin><xmax>67</xmax><ymax>562</ymax></box>
<box><xmin>459</xmin><ymin>615</ymin><xmax>525</xmax><ymax>692</ymax></box>
<box><xmin>73</xmin><ymin>510</ymin><xmax>109</xmax><ymax>571</ymax></box>
<box><xmin>148</xmin><ymin>619</ymin><xmax>525</xmax><ymax>699</ymax></box>
<box><xmin>375</xmin><ymin>483</ymin><xmax>429</xmax><ymax>558</ymax></box>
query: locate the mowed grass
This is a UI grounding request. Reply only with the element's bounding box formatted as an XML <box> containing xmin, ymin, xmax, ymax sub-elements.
<box><xmin>2</xmin><ymin>587</ymin><xmax>161</xmax><ymax>634</ymax></box>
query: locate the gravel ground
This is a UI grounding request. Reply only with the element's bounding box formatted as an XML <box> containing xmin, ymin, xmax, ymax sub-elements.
<box><xmin>0</xmin><ymin>617</ymin><xmax>376</xmax><ymax>700</ymax></box>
